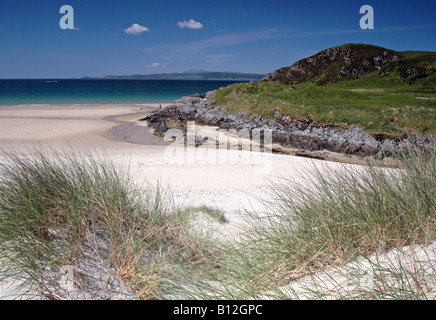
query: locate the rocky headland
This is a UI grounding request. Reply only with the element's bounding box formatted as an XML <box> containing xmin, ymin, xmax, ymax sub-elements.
<box><xmin>142</xmin><ymin>44</ymin><xmax>435</xmax><ymax>160</ymax></box>
<box><xmin>141</xmin><ymin>92</ymin><xmax>436</xmax><ymax>160</ymax></box>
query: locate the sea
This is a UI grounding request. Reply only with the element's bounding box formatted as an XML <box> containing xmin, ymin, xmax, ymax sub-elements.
<box><xmin>0</xmin><ymin>79</ymin><xmax>244</xmax><ymax>106</ymax></box>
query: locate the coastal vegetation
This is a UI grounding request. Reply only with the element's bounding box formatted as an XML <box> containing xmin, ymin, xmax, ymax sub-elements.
<box><xmin>171</xmin><ymin>146</ymin><xmax>436</xmax><ymax>299</ymax></box>
<box><xmin>0</xmin><ymin>44</ymin><xmax>435</xmax><ymax>300</ymax></box>
<box><xmin>0</xmin><ymin>147</ymin><xmax>214</xmax><ymax>299</ymax></box>
<box><xmin>0</xmin><ymin>146</ymin><xmax>434</xmax><ymax>299</ymax></box>
<box><xmin>211</xmin><ymin>44</ymin><xmax>436</xmax><ymax>137</ymax></box>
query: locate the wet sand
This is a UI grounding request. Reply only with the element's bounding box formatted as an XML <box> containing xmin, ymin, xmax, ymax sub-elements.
<box><xmin>0</xmin><ymin>104</ymin><xmax>167</xmax><ymax>150</ymax></box>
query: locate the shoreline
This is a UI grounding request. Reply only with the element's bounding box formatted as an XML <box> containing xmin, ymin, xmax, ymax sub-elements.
<box><xmin>1</xmin><ymin>103</ymin><xmax>433</xmax><ymax>300</ymax></box>
<box><xmin>0</xmin><ymin>103</ymin><xmax>170</xmax><ymax>109</ymax></box>
<box><xmin>0</xmin><ymin>102</ymin><xmax>398</xmax><ymax>167</ymax></box>
<box><xmin>0</xmin><ymin>103</ymin><xmax>395</xmax><ymax>218</ymax></box>
<box><xmin>0</xmin><ymin>104</ymin><xmax>170</xmax><ymax>151</ymax></box>
<box><xmin>0</xmin><ymin>102</ymin><xmax>345</xmax><ymax>235</ymax></box>
<box><xmin>0</xmin><ymin>103</ymin><xmax>365</xmax><ymax>211</ymax></box>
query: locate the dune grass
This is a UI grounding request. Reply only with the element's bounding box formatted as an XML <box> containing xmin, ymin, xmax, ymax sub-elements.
<box><xmin>0</xmin><ymin>146</ymin><xmax>214</xmax><ymax>299</ymax></box>
<box><xmin>181</xmin><ymin>205</ymin><xmax>227</xmax><ymax>224</ymax></box>
<box><xmin>171</xmin><ymin>147</ymin><xmax>436</xmax><ymax>299</ymax></box>
<box><xmin>0</xmin><ymin>146</ymin><xmax>434</xmax><ymax>299</ymax></box>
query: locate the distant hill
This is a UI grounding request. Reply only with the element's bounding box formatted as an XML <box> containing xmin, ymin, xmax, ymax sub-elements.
<box><xmin>264</xmin><ymin>43</ymin><xmax>436</xmax><ymax>86</ymax></box>
<box><xmin>83</xmin><ymin>71</ymin><xmax>265</xmax><ymax>81</ymax></box>
<box><xmin>182</xmin><ymin>70</ymin><xmax>207</xmax><ymax>74</ymax></box>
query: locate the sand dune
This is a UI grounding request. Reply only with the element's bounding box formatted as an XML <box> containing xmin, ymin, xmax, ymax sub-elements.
<box><xmin>0</xmin><ymin>104</ymin><xmax>398</xmax><ymax>299</ymax></box>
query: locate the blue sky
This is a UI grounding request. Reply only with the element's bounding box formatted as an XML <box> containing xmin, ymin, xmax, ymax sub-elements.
<box><xmin>0</xmin><ymin>0</ymin><xmax>435</xmax><ymax>78</ymax></box>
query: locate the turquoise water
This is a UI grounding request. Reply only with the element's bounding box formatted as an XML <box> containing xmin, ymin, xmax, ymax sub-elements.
<box><xmin>0</xmin><ymin>79</ymin><xmax>243</xmax><ymax>106</ymax></box>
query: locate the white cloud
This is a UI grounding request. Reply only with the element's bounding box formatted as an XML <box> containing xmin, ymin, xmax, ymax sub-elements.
<box><xmin>176</xmin><ymin>19</ymin><xmax>203</xmax><ymax>29</ymax></box>
<box><xmin>147</xmin><ymin>62</ymin><xmax>166</xmax><ymax>68</ymax></box>
<box><xmin>124</xmin><ymin>23</ymin><xmax>150</xmax><ymax>35</ymax></box>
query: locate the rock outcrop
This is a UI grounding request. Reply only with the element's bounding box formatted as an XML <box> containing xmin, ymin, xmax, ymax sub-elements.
<box><xmin>142</xmin><ymin>93</ymin><xmax>436</xmax><ymax>158</ymax></box>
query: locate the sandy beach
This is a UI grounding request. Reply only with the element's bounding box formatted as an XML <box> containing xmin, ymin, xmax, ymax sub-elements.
<box><xmin>0</xmin><ymin>104</ymin><xmax>355</xmax><ymax>214</ymax></box>
<box><xmin>1</xmin><ymin>0</ymin><xmax>435</xmax><ymax>302</ymax></box>
<box><xmin>1</xmin><ymin>104</ymin><xmax>433</xmax><ymax>300</ymax></box>
<box><xmin>0</xmin><ymin>104</ymin><xmax>360</xmax><ymax>259</ymax></box>
<box><xmin>0</xmin><ymin>104</ymin><xmax>329</xmax><ymax>299</ymax></box>
<box><xmin>0</xmin><ymin>104</ymin><xmax>166</xmax><ymax>149</ymax></box>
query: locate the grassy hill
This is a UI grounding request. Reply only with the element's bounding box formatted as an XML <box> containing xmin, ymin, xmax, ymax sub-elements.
<box><xmin>211</xmin><ymin>44</ymin><xmax>436</xmax><ymax>137</ymax></box>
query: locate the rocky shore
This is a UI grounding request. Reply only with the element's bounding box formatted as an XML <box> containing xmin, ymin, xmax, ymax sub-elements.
<box><xmin>141</xmin><ymin>92</ymin><xmax>436</xmax><ymax>159</ymax></box>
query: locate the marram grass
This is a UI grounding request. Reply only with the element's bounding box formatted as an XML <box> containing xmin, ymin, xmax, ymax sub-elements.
<box><xmin>170</xmin><ymin>147</ymin><xmax>436</xmax><ymax>299</ymax></box>
<box><xmin>1</xmin><ymin>146</ymin><xmax>434</xmax><ymax>299</ymax></box>
<box><xmin>0</xmin><ymin>146</ymin><xmax>212</xmax><ymax>299</ymax></box>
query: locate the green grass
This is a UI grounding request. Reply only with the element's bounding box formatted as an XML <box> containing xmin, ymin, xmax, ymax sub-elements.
<box><xmin>181</xmin><ymin>205</ymin><xmax>227</xmax><ymax>223</ymax></box>
<box><xmin>211</xmin><ymin>73</ymin><xmax>436</xmax><ymax>137</ymax></box>
<box><xmin>153</xmin><ymin>131</ymin><xmax>165</xmax><ymax>138</ymax></box>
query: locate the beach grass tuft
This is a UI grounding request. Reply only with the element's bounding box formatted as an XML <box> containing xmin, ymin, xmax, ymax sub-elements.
<box><xmin>0</xmin><ymin>146</ymin><xmax>213</xmax><ymax>299</ymax></box>
<box><xmin>181</xmin><ymin>205</ymin><xmax>227</xmax><ymax>223</ymax></box>
<box><xmin>171</xmin><ymin>146</ymin><xmax>436</xmax><ymax>299</ymax></box>
<box><xmin>1</xmin><ymin>145</ymin><xmax>434</xmax><ymax>299</ymax></box>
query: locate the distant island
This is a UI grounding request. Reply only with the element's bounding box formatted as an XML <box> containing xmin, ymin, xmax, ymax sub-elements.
<box><xmin>82</xmin><ymin>70</ymin><xmax>265</xmax><ymax>81</ymax></box>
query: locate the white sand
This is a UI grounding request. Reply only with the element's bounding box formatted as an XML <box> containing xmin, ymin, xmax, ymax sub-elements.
<box><xmin>0</xmin><ymin>104</ymin><xmax>348</xmax><ymax>299</ymax></box>
<box><xmin>1</xmin><ymin>104</ymin><xmax>430</xmax><ymax>299</ymax></box>
<box><xmin>257</xmin><ymin>240</ymin><xmax>436</xmax><ymax>300</ymax></box>
<box><xmin>0</xmin><ymin>104</ymin><xmax>349</xmax><ymax>215</ymax></box>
